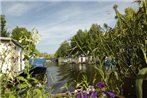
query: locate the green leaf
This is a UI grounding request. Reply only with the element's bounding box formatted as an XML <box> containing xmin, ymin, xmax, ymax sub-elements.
<box><xmin>18</xmin><ymin>83</ymin><xmax>28</xmax><ymax>89</ymax></box>
<box><xmin>95</xmin><ymin>66</ymin><xmax>104</xmax><ymax>79</ymax></box>
<box><xmin>17</xmin><ymin>76</ymin><xmax>27</xmax><ymax>82</ymax></box>
<box><xmin>34</xmin><ymin>88</ymin><xmax>42</xmax><ymax>96</ymax></box>
<box><xmin>114</xmin><ymin>71</ymin><xmax>119</xmax><ymax>80</ymax></box>
<box><xmin>9</xmin><ymin>95</ymin><xmax>16</xmax><ymax>98</ymax></box>
<box><xmin>136</xmin><ymin>68</ymin><xmax>147</xmax><ymax>98</ymax></box>
<box><xmin>17</xmin><ymin>76</ymin><xmax>30</xmax><ymax>86</ymax></box>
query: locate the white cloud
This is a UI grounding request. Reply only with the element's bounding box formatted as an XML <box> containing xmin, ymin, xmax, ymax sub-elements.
<box><xmin>35</xmin><ymin>3</ymin><xmax>115</xmax><ymax>36</ymax></box>
<box><xmin>34</xmin><ymin>2</ymin><xmax>131</xmax><ymax>53</ymax></box>
<box><xmin>3</xmin><ymin>2</ymin><xmax>38</xmax><ymax>16</ymax></box>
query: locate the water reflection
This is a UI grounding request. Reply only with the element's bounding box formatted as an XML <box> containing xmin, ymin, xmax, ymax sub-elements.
<box><xmin>57</xmin><ymin>64</ymin><xmax>100</xmax><ymax>84</ymax></box>
<box><xmin>46</xmin><ymin>63</ymin><xmax>100</xmax><ymax>94</ymax></box>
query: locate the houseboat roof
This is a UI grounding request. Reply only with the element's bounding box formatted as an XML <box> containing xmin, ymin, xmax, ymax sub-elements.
<box><xmin>0</xmin><ymin>37</ymin><xmax>23</xmax><ymax>48</ymax></box>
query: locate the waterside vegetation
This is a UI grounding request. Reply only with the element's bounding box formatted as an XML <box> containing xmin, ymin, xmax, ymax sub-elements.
<box><xmin>0</xmin><ymin>0</ymin><xmax>147</xmax><ymax>98</ymax></box>
<box><xmin>55</xmin><ymin>0</ymin><xmax>147</xmax><ymax>97</ymax></box>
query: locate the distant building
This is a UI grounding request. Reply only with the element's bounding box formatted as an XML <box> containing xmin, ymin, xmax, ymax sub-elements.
<box><xmin>0</xmin><ymin>37</ymin><xmax>24</xmax><ymax>74</ymax></box>
<box><xmin>78</xmin><ymin>54</ymin><xmax>88</xmax><ymax>63</ymax></box>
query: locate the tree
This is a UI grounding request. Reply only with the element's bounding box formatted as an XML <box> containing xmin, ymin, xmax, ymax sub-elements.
<box><xmin>113</xmin><ymin>2</ymin><xmax>147</xmax><ymax>74</ymax></box>
<box><xmin>11</xmin><ymin>27</ymin><xmax>40</xmax><ymax>58</ymax></box>
<box><xmin>55</xmin><ymin>41</ymin><xmax>71</xmax><ymax>58</ymax></box>
<box><xmin>0</xmin><ymin>15</ymin><xmax>9</xmax><ymax>37</ymax></box>
<box><xmin>38</xmin><ymin>52</ymin><xmax>51</xmax><ymax>59</ymax></box>
<box><xmin>70</xmin><ymin>29</ymin><xmax>88</xmax><ymax>56</ymax></box>
<box><xmin>87</xmin><ymin>24</ymin><xmax>103</xmax><ymax>53</ymax></box>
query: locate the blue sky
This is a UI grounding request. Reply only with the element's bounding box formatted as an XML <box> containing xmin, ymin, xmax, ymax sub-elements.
<box><xmin>1</xmin><ymin>0</ymin><xmax>138</xmax><ymax>54</ymax></box>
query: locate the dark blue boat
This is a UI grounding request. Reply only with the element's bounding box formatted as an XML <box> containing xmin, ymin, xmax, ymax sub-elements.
<box><xmin>19</xmin><ymin>57</ymin><xmax>47</xmax><ymax>81</ymax></box>
<box><xmin>29</xmin><ymin>57</ymin><xmax>46</xmax><ymax>68</ymax></box>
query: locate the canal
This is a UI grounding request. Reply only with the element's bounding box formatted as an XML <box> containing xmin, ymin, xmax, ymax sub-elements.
<box><xmin>46</xmin><ymin>62</ymin><xmax>101</xmax><ymax>94</ymax></box>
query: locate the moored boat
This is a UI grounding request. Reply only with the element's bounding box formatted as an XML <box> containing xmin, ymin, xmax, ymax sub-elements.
<box><xmin>19</xmin><ymin>57</ymin><xmax>47</xmax><ymax>81</ymax></box>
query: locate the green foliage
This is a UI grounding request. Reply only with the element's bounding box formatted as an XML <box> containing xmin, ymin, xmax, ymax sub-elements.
<box><xmin>55</xmin><ymin>40</ymin><xmax>71</xmax><ymax>58</ymax></box>
<box><xmin>136</xmin><ymin>32</ymin><xmax>147</xmax><ymax>98</ymax></box>
<box><xmin>136</xmin><ymin>68</ymin><xmax>147</xmax><ymax>98</ymax></box>
<box><xmin>38</xmin><ymin>52</ymin><xmax>51</xmax><ymax>59</ymax></box>
<box><xmin>0</xmin><ymin>15</ymin><xmax>9</xmax><ymax>37</ymax></box>
<box><xmin>95</xmin><ymin>64</ymin><xmax>121</xmax><ymax>93</ymax></box>
<box><xmin>11</xmin><ymin>27</ymin><xmax>40</xmax><ymax>58</ymax></box>
<box><xmin>0</xmin><ymin>18</ymin><xmax>45</xmax><ymax>97</ymax></box>
<box><xmin>0</xmin><ymin>65</ymin><xmax>49</xmax><ymax>98</ymax></box>
<box><xmin>55</xmin><ymin>0</ymin><xmax>147</xmax><ymax>95</ymax></box>
<box><xmin>1</xmin><ymin>0</ymin><xmax>146</xmax><ymax>97</ymax></box>
<box><xmin>70</xmin><ymin>29</ymin><xmax>88</xmax><ymax>56</ymax></box>
<box><xmin>75</xmin><ymin>75</ymin><xmax>90</xmax><ymax>90</ymax></box>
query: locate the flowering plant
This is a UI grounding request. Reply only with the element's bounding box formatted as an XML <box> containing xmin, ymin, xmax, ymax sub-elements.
<box><xmin>74</xmin><ymin>82</ymin><xmax>117</xmax><ymax>98</ymax></box>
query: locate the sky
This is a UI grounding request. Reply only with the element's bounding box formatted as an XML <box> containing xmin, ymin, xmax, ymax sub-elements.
<box><xmin>1</xmin><ymin>0</ymin><xmax>138</xmax><ymax>54</ymax></box>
